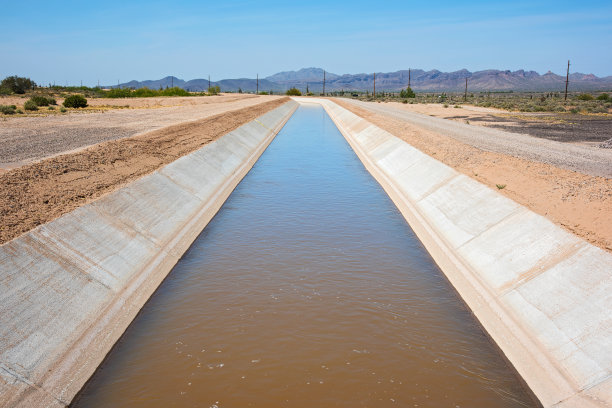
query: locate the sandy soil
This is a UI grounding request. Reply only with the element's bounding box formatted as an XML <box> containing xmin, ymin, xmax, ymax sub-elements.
<box><xmin>0</xmin><ymin>97</ymin><xmax>290</xmax><ymax>244</ymax></box>
<box><xmin>333</xmin><ymin>98</ymin><xmax>612</xmax><ymax>253</ymax></box>
<box><xmin>0</xmin><ymin>94</ymin><xmax>280</xmax><ymax>170</ymax></box>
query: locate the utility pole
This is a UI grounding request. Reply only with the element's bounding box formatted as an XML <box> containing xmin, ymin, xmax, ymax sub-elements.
<box><xmin>373</xmin><ymin>72</ymin><xmax>376</xmax><ymax>97</ymax></box>
<box><xmin>464</xmin><ymin>77</ymin><xmax>468</xmax><ymax>101</ymax></box>
<box><xmin>408</xmin><ymin>68</ymin><xmax>411</xmax><ymax>88</ymax></box>
<box><xmin>323</xmin><ymin>70</ymin><xmax>326</xmax><ymax>96</ymax></box>
<box><xmin>564</xmin><ymin>60</ymin><xmax>570</xmax><ymax>101</ymax></box>
<box><xmin>171</xmin><ymin>76</ymin><xmax>173</xmax><ymax>87</ymax></box>
<box><xmin>208</xmin><ymin>75</ymin><xmax>211</xmax><ymax>90</ymax></box>
<box><xmin>80</xmin><ymin>80</ymin><xmax>82</xmax><ymax>87</ymax></box>
<box><xmin>256</xmin><ymin>73</ymin><xmax>259</xmax><ymax>94</ymax></box>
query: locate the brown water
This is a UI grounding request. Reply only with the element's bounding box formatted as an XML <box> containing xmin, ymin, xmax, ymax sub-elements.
<box><xmin>73</xmin><ymin>105</ymin><xmax>538</xmax><ymax>408</ymax></box>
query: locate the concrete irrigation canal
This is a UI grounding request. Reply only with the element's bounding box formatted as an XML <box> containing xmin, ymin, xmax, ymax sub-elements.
<box><xmin>1</xmin><ymin>99</ymin><xmax>611</xmax><ymax>407</ymax></box>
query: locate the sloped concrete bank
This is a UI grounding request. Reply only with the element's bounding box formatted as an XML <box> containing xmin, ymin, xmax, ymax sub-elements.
<box><xmin>301</xmin><ymin>98</ymin><xmax>612</xmax><ymax>408</ymax></box>
<box><xmin>0</xmin><ymin>100</ymin><xmax>299</xmax><ymax>408</ymax></box>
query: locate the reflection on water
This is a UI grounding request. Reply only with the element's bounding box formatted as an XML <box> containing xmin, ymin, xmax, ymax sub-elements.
<box><xmin>74</xmin><ymin>105</ymin><xmax>538</xmax><ymax>407</ymax></box>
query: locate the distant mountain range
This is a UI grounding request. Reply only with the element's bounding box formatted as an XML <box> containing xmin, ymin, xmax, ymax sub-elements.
<box><xmin>110</xmin><ymin>67</ymin><xmax>612</xmax><ymax>92</ymax></box>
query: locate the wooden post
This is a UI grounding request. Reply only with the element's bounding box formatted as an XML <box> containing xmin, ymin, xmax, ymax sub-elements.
<box><xmin>373</xmin><ymin>72</ymin><xmax>376</xmax><ymax>97</ymax></box>
<box><xmin>464</xmin><ymin>77</ymin><xmax>468</xmax><ymax>101</ymax></box>
<box><xmin>565</xmin><ymin>60</ymin><xmax>570</xmax><ymax>101</ymax></box>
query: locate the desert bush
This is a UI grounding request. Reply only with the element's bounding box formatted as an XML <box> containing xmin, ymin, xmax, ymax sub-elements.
<box><xmin>160</xmin><ymin>87</ymin><xmax>190</xmax><ymax>96</ymax></box>
<box><xmin>48</xmin><ymin>106</ymin><xmax>55</xmax><ymax>110</ymax></box>
<box><xmin>0</xmin><ymin>76</ymin><xmax>36</xmax><ymax>94</ymax></box>
<box><xmin>63</xmin><ymin>94</ymin><xmax>88</xmax><ymax>108</ymax></box>
<box><xmin>60</xmin><ymin>107</ymin><xmax>67</xmax><ymax>113</ymax></box>
<box><xmin>207</xmin><ymin>86</ymin><xmax>221</xmax><ymax>95</ymax></box>
<box><xmin>0</xmin><ymin>105</ymin><xmax>17</xmax><ymax>114</ymax></box>
<box><xmin>104</xmin><ymin>88</ymin><xmax>133</xmax><ymax>98</ymax></box>
<box><xmin>576</xmin><ymin>93</ymin><xmax>594</xmax><ymax>101</ymax></box>
<box><xmin>596</xmin><ymin>93</ymin><xmax>609</xmax><ymax>101</ymax></box>
<box><xmin>286</xmin><ymin>87</ymin><xmax>302</xmax><ymax>96</ymax></box>
<box><xmin>29</xmin><ymin>95</ymin><xmax>56</xmax><ymax>106</ymax></box>
<box><xmin>258</xmin><ymin>91</ymin><xmax>269</xmax><ymax>95</ymax></box>
<box><xmin>24</xmin><ymin>100</ymin><xmax>39</xmax><ymax>110</ymax></box>
<box><xmin>399</xmin><ymin>87</ymin><xmax>415</xmax><ymax>98</ymax></box>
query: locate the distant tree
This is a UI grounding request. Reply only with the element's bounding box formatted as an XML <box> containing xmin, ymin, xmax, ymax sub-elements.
<box><xmin>1</xmin><ymin>76</ymin><xmax>36</xmax><ymax>94</ymax></box>
<box><xmin>399</xmin><ymin>87</ymin><xmax>415</xmax><ymax>98</ymax></box>
<box><xmin>596</xmin><ymin>93</ymin><xmax>609</xmax><ymax>101</ymax></box>
<box><xmin>286</xmin><ymin>87</ymin><xmax>302</xmax><ymax>96</ymax></box>
<box><xmin>238</xmin><ymin>87</ymin><xmax>243</xmax><ymax>93</ymax></box>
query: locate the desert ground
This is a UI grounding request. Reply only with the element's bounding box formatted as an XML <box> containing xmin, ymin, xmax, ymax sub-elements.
<box><xmin>0</xmin><ymin>95</ymin><xmax>288</xmax><ymax>244</ymax></box>
<box><xmin>334</xmin><ymin>98</ymin><xmax>612</xmax><ymax>253</ymax></box>
<box><xmin>0</xmin><ymin>94</ymin><xmax>279</xmax><ymax>170</ymax></box>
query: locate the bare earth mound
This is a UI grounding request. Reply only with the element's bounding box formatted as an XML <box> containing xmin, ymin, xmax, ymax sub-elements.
<box><xmin>333</xmin><ymin>98</ymin><xmax>612</xmax><ymax>253</ymax></box>
<box><xmin>0</xmin><ymin>97</ymin><xmax>289</xmax><ymax>244</ymax></box>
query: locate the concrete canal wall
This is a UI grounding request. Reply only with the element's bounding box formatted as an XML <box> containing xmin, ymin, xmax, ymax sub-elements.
<box><xmin>305</xmin><ymin>98</ymin><xmax>612</xmax><ymax>408</ymax></box>
<box><xmin>0</xmin><ymin>100</ymin><xmax>299</xmax><ymax>407</ymax></box>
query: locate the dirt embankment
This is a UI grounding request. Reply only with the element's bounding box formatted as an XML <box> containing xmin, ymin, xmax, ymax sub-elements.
<box><xmin>333</xmin><ymin>98</ymin><xmax>612</xmax><ymax>253</ymax></box>
<box><xmin>0</xmin><ymin>94</ymin><xmax>280</xmax><ymax>170</ymax></box>
<box><xmin>0</xmin><ymin>97</ymin><xmax>290</xmax><ymax>244</ymax></box>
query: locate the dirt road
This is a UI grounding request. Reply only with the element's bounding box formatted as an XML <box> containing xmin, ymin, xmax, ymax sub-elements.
<box><xmin>0</xmin><ymin>94</ymin><xmax>280</xmax><ymax>169</ymax></box>
<box><xmin>334</xmin><ymin>98</ymin><xmax>612</xmax><ymax>253</ymax></box>
<box><xmin>342</xmin><ymin>99</ymin><xmax>612</xmax><ymax>178</ymax></box>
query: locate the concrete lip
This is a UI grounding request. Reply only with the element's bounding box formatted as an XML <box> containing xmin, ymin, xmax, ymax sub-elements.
<box><xmin>296</xmin><ymin>97</ymin><xmax>612</xmax><ymax>408</ymax></box>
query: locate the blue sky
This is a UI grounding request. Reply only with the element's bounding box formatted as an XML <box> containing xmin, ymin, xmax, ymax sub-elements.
<box><xmin>1</xmin><ymin>0</ymin><xmax>610</xmax><ymax>86</ymax></box>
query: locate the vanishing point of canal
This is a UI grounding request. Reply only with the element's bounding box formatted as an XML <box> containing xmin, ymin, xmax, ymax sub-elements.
<box><xmin>73</xmin><ymin>104</ymin><xmax>538</xmax><ymax>407</ymax></box>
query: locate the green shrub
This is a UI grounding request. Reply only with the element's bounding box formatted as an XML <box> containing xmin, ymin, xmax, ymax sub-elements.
<box><xmin>0</xmin><ymin>76</ymin><xmax>36</xmax><ymax>94</ymax></box>
<box><xmin>258</xmin><ymin>91</ymin><xmax>269</xmax><ymax>95</ymax></box>
<box><xmin>63</xmin><ymin>94</ymin><xmax>88</xmax><ymax>108</ymax></box>
<box><xmin>24</xmin><ymin>100</ymin><xmax>38</xmax><ymax>110</ymax></box>
<box><xmin>286</xmin><ymin>87</ymin><xmax>302</xmax><ymax>96</ymax></box>
<box><xmin>596</xmin><ymin>93</ymin><xmax>609</xmax><ymax>101</ymax></box>
<box><xmin>60</xmin><ymin>107</ymin><xmax>67</xmax><ymax>113</ymax></box>
<box><xmin>399</xmin><ymin>87</ymin><xmax>416</xmax><ymax>98</ymax></box>
<box><xmin>29</xmin><ymin>95</ymin><xmax>56</xmax><ymax>106</ymax></box>
<box><xmin>576</xmin><ymin>93</ymin><xmax>594</xmax><ymax>101</ymax></box>
<box><xmin>207</xmin><ymin>85</ymin><xmax>221</xmax><ymax>95</ymax></box>
<box><xmin>104</xmin><ymin>86</ymin><xmax>191</xmax><ymax>98</ymax></box>
<box><xmin>104</xmin><ymin>88</ymin><xmax>133</xmax><ymax>98</ymax></box>
<box><xmin>0</xmin><ymin>105</ymin><xmax>17</xmax><ymax>114</ymax></box>
<box><xmin>48</xmin><ymin>106</ymin><xmax>55</xmax><ymax>110</ymax></box>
